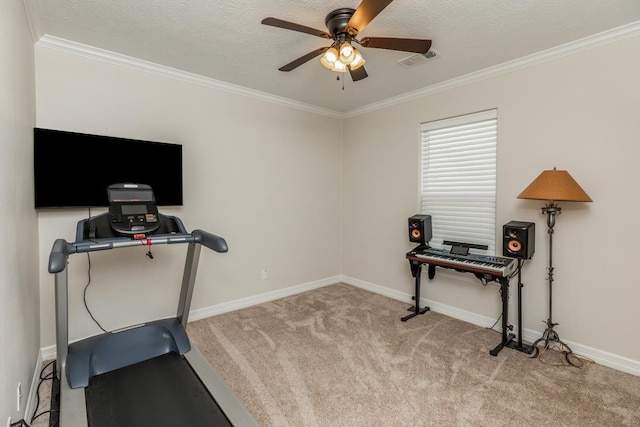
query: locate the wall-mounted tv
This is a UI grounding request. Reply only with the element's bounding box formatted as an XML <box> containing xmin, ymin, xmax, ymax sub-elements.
<box><xmin>34</xmin><ymin>128</ymin><xmax>183</xmax><ymax>209</ymax></box>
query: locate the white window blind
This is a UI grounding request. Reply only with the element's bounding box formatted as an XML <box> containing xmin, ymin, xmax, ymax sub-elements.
<box><xmin>419</xmin><ymin>109</ymin><xmax>497</xmax><ymax>254</ymax></box>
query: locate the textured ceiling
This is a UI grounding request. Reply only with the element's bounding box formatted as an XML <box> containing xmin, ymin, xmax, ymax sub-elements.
<box><xmin>29</xmin><ymin>0</ymin><xmax>640</xmax><ymax>113</ymax></box>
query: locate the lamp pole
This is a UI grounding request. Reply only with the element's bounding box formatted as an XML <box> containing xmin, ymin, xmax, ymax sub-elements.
<box><xmin>530</xmin><ymin>203</ymin><xmax>579</xmax><ymax>366</ymax></box>
<box><xmin>544</xmin><ymin>203</ymin><xmax>558</xmax><ymax>331</ymax></box>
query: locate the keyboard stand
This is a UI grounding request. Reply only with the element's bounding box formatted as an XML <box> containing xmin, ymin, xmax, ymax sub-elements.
<box><xmin>403</xmin><ymin>249</ymin><xmax>532</xmax><ymax>356</ymax></box>
<box><xmin>401</xmin><ymin>260</ymin><xmax>431</xmax><ymax>322</ymax></box>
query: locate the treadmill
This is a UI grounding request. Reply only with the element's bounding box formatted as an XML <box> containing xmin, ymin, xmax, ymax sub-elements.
<box><xmin>48</xmin><ymin>184</ymin><xmax>259</xmax><ymax>426</ymax></box>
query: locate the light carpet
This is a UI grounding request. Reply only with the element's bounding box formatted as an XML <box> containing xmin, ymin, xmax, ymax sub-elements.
<box><xmin>188</xmin><ymin>283</ymin><xmax>640</xmax><ymax>427</ymax></box>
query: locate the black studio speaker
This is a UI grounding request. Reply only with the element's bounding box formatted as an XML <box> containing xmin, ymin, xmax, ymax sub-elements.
<box><xmin>503</xmin><ymin>221</ymin><xmax>535</xmax><ymax>259</ymax></box>
<box><xmin>408</xmin><ymin>214</ymin><xmax>432</xmax><ymax>245</ymax></box>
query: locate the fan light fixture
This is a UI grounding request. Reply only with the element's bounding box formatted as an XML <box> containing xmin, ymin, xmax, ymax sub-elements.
<box><xmin>262</xmin><ymin>3</ymin><xmax>433</xmax><ymax>82</ymax></box>
<box><xmin>320</xmin><ymin>41</ymin><xmax>365</xmax><ymax>73</ymax></box>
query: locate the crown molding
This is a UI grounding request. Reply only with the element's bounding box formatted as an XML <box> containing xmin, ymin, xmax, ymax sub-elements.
<box><xmin>33</xmin><ymin>20</ymin><xmax>640</xmax><ymax>120</ymax></box>
<box><xmin>342</xmin><ymin>20</ymin><xmax>640</xmax><ymax>118</ymax></box>
<box><xmin>35</xmin><ymin>35</ymin><xmax>343</xmax><ymax>119</ymax></box>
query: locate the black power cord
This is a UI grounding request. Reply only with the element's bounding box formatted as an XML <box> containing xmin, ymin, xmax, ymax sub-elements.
<box><xmin>83</xmin><ymin>208</ymin><xmax>154</xmax><ymax>332</ymax></box>
<box><xmin>83</xmin><ymin>252</ymin><xmax>108</xmax><ymax>333</ymax></box>
<box><xmin>485</xmin><ymin>313</ymin><xmax>503</xmax><ymax>333</ymax></box>
<box><xmin>8</xmin><ymin>360</ymin><xmax>61</xmax><ymax>427</ymax></box>
<box><xmin>83</xmin><ymin>207</ymin><xmax>109</xmax><ymax>332</ymax></box>
<box><xmin>28</xmin><ymin>360</ymin><xmax>60</xmax><ymax>427</ymax></box>
<box><xmin>482</xmin><ymin>259</ymin><xmax>525</xmax><ymax>334</ymax></box>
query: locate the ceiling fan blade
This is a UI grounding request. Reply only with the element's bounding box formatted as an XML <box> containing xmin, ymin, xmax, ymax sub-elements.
<box><xmin>360</xmin><ymin>37</ymin><xmax>432</xmax><ymax>54</ymax></box>
<box><xmin>262</xmin><ymin>17</ymin><xmax>332</xmax><ymax>39</ymax></box>
<box><xmin>348</xmin><ymin>65</ymin><xmax>368</xmax><ymax>82</ymax></box>
<box><xmin>346</xmin><ymin>0</ymin><xmax>394</xmax><ymax>35</ymax></box>
<box><xmin>279</xmin><ymin>47</ymin><xmax>330</xmax><ymax>72</ymax></box>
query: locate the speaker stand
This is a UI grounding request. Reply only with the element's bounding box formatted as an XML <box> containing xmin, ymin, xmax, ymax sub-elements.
<box><xmin>529</xmin><ymin>204</ymin><xmax>581</xmax><ymax>367</ymax></box>
<box><xmin>506</xmin><ymin>259</ymin><xmax>532</xmax><ymax>354</ymax></box>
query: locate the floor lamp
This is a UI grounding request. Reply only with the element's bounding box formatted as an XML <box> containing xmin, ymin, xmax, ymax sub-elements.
<box><xmin>517</xmin><ymin>167</ymin><xmax>592</xmax><ymax>366</ymax></box>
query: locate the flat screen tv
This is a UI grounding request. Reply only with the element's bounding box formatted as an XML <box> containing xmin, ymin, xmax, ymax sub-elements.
<box><xmin>34</xmin><ymin>128</ymin><xmax>183</xmax><ymax>208</ymax></box>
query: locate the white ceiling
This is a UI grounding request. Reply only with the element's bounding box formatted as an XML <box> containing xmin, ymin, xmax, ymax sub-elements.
<box><xmin>28</xmin><ymin>0</ymin><xmax>640</xmax><ymax>113</ymax></box>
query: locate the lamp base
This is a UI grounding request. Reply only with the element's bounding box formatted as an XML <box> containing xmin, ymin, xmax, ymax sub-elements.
<box><xmin>530</xmin><ymin>320</ymin><xmax>582</xmax><ymax>367</ymax></box>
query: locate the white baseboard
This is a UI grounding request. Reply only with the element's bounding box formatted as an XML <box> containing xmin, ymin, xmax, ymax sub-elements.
<box><xmin>41</xmin><ymin>344</ymin><xmax>56</xmax><ymax>361</ymax></box>
<box><xmin>40</xmin><ymin>274</ymin><xmax>640</xmax><ymax>377</ymax></box>
<box><xmin>342</xmin><ymin>275</ymin><xmax>502</xmax><ymax>328</ymax></box>
<box><xmin>188</xmin><ymin>276</ymin><xmax>340</xmax><ymax>322</ymax></box>
<box><xmin>25</xmin><ymin>352</ymin><xmax>44</xmax><ymax>424</ymax></box>
<box><xmin>340</xmin><ymin>275</ymin><xmax>640</xmax><ymax>376</ymax></box>
<box><xmin>39</xmin><ymin>276</ymin><xmax>341</xmax><ymax>362</ymax></box>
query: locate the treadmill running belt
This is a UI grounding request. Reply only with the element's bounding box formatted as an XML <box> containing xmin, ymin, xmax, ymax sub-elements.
<box><xmin>85</xmin><ymin>352</ymin><xmax>232</xmax><ymax>427</ymax></box>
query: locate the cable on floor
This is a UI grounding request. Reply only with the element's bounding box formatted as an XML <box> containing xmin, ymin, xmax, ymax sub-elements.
<box><xmin>27</xmin><ymin>360</ymin><xmax>60</xmax><ymax>427</ymax></box>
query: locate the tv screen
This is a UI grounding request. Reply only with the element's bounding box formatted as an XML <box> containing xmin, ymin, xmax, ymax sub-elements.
<box><xmin>34</xmin><ymin>128</ymin><xmax>183</xmax><ymax>208</ymax></box>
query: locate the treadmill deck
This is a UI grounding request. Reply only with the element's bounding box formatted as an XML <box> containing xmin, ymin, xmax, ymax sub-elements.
<box><xmin>85</xmin><ymin>352</ymin><xmax>232</xmax><ymax>427</ymax></box>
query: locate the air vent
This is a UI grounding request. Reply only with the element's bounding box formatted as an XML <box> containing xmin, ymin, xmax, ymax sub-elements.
<box><xmin>398</xmin><ymin>49</ymin><xmax>438</xmax><ymax>68</ymax></box>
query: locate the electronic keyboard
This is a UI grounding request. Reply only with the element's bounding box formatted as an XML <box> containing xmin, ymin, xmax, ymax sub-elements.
<box><xmin>406</xmin><ymin>246</ymin><xmax>516</xmax><ymax>278</ymax></box>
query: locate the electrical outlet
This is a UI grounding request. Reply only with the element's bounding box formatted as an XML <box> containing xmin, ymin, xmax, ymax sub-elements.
<box><xmin>261</xmin><ymin>269</ymin><xmax>268</xmax><ymax>280</ymax></box>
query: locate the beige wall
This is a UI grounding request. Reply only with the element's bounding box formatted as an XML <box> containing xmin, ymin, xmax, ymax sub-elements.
<box><xmin>35</xmin><ymin>46</ymin><xmax>343</xmax><ymax>347</ymax></box>
<box><xmin>32</xmin><ymin>29</ymin><xmax>640</xmax><ymax>372</ymax></box>
<box><xmin>343</xmin><ymin>34</ymin><xmax>640</xmax><ymax>363</ymax></box>
<box><xmin>0</xmin><ymin>0</ymin><xmax>39</xmax><ymax>421</ymax></box>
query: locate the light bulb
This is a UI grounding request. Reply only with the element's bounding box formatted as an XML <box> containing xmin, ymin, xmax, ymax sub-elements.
<box><xmin>320</xmin><ymin>47</ymin><xmax>339</xmax><ymax>70</ymax></box>
<box><xmin>332</xmin><ymin>60</ymin><xmax>347</xmax><ymax>72</ymax></box>
<box><xmin>339</xmin><ymin>42</ymin><xmax>356</xmax><ymax>64</ymax></box>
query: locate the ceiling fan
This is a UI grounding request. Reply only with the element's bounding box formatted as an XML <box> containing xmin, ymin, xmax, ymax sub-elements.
<box><xmin>261</xmin><ymin>0</ymin><xmax>432</xmax><ymax>82</ymax></box>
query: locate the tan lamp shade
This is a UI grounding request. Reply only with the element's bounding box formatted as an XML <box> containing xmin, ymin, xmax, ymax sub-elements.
<box><xmin>517</xmin><ymin>168</ymin><xmax>592</xmax><ymax>204</ymax></box>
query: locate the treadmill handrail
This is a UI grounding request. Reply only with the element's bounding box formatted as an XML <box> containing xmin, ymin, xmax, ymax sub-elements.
<box><xmin>49</xmin><ymin>239</ymin><xmax>73</xmax><ymax>274</ymax></box>
<box><xmin>48</xmin><ymin>229</ymin><xmax>228</xmax><ymax>272</ymax></box>
<box><xmin>192</xmin><ymin>229</ymin><xmax>228</xmax><ymax>253</ymax></box>
<box><xmin>71</xmin><ymin>233</ymin><xmax>198</xmax><ymax>253</ymax></box>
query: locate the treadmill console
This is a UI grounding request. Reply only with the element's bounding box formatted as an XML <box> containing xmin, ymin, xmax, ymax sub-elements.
<box><xmin>108</xmin><ymin>183</ymin><xmax>160</xmax><ymax>236</ymax></box>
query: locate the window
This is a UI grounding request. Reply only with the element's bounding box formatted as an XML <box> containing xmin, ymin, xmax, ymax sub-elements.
<box><xmin>419</xmin><ymin>109</ymin><xmax>497</xmax><ymax>254</ymax></box>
